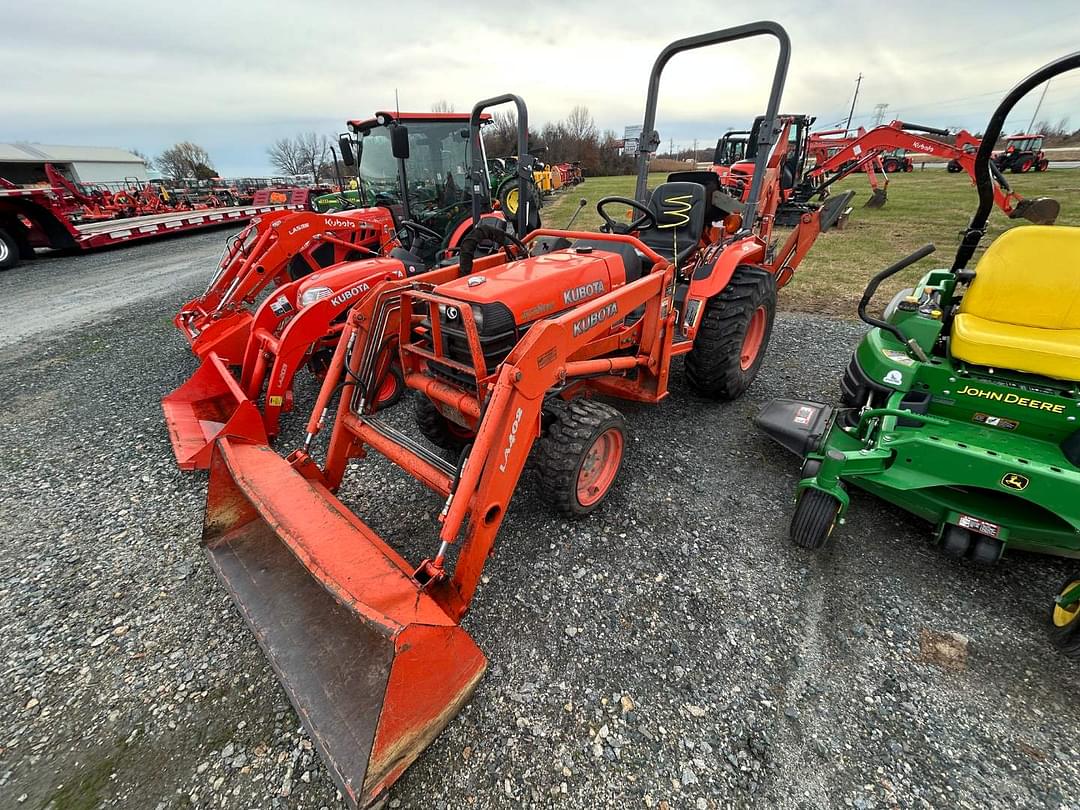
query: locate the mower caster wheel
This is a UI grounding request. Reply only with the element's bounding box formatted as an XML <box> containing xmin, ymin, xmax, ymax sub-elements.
<box><xmin>790</xmin><ymin>487</ymin><xmax>842</xmax><ymax>551</ymax></box>
<box><xmin>970</xmin><ymin>535</ymin><xmax>1003</xmax><ymax>565</ymax></box>
<box><xmin>940</xmin><ymin>524</ymin><xmax>972</xmax><ymax>558</ymax></box>
<box><xmin>685</xmin><ymin>265</ymin><xmax>776</xmax><ymax>401</ymax></box>
<box><xmin>536</xmin><ymin>399</ymin><xmax>625</xmax><ymax>518</ymax></box>
<box><xmin>415</xmin><ymin>396</ymin><xmax>475</xmax><ymax>453</ymax></box>
<box><xmin>1049</xmin><ymin>577</ymin><xmax>1080</xmax><ymax>659</ymax></box>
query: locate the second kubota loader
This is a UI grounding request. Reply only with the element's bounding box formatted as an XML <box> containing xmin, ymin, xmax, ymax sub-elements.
<box><xmin>193</xmin><ymin>24</ymin><xmax>850</xmax><ymax>807</ymax></box>
<box><xmin>163</xmin><ymin>107</ymin><xmax>538</xmax><ymax>470</ymax></box>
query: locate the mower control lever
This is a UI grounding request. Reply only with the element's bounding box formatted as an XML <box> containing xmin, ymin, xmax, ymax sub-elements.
<box><xmin>858</xmin><ymin>243</ymin><xmax>937</xmax><ymax>359</ymax></box>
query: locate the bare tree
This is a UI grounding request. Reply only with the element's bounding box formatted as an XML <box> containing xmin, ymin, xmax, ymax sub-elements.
<box><xmin>431</xmin><ymin>99</ymin><xmax>456</xmax><ymax>113</ymax></box>
<box><xmin>130</xmin><ymin>148</ymin><xmax>154</xmax><ymax>170</ymax></box>
<box><xmin>297</xmin><ymin>132</ymin><xmax>331</xmax><ymax>179</ymax></box>
<box><xmin>565</xmin><ymin>105</ymin><xmax>597</xmax><ymax>142</ymax></box>
<box><xmin>267</xmin><ymin>137</ymin><xmax>306</xmax><ymax>176</ymax></box>
<box><xmin>156</xmin><ymin>141</ymin><xmax>215</xmax><ymax>181</ymax></box>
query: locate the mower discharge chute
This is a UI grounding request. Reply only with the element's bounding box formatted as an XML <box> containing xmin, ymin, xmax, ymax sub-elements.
<box><xmin>196</xmin><ymin>23</ymin><xmax>851</xmax><ymax>804</ymax></box>
<box><xmin>754</xmin><ymin>50</ymin><xmax>1080</xmax><ymax>657</ymax></box>
<box><xmin>164</xmin><ymin>108</ymin><xmax>537</xmax><ymax>470</ymax></box>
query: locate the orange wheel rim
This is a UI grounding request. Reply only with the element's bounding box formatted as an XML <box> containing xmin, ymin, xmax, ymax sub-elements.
<box><xmin>576</xmin><ymin>428</ymin><xmax>623</xmax><ymax>507</ymax></box>
<box><xmin>740</xmin><ymin>306</ymin><xmax>767</xmax><ymax>371</ymax></box>
<box><xmin>375</xmin><ymin>372</ymin><xmax>399</xmax><ymax>404</ymax></box>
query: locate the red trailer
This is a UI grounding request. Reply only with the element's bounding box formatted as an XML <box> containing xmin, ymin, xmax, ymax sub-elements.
<box><xmin>0</xmin><ymin>184</ymin><xmax>310</xmax><ymax>270</ymax></box>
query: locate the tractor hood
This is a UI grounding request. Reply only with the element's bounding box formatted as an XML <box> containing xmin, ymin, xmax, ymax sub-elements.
<box><xmin>436</xmin><ymin>248</ymin><xmax>630</xmax><ymax>322</ymax></box>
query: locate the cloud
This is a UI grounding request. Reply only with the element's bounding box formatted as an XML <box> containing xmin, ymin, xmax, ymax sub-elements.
<box><xmin>3</xmin><ymin>0</ymin><xmax>1079</xmax><ymax>174</ymax></box>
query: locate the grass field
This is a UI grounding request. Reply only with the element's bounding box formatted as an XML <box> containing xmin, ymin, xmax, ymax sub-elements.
<box><xmin>541</xmin><ymin>169</ymin><xmax>1080</xmax><ymax>316</ymax></box>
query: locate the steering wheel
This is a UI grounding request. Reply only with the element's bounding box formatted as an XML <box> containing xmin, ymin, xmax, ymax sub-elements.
<box><xmin>398</xmin><ymin>219</ymin><xmax>443</xmax><ymax>247</ymax></box>
<box><xmin>596</xmin><ymin>196</ymin><xmax>656</xmax><ymax>234</ymax></box>
<box><xmin>457</xmin><ymin>223</ymin><xmax>529</xmax><ymax>274</ymax></box>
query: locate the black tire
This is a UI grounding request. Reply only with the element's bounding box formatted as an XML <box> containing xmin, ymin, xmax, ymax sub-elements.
<box><xmin>939</xmin><ymin>524</ymin><xmax>972</xmax><ymax>558</ymax></box>
<box><xmin>883</xmin><ymin>159</ymin><xmax>899</xmax><ymax>173</ymax></box>
<box><xmin>497</xmin><ymin>181</ymin><xmax>542</xmax><ymax>232</ymax></box>
<box><xmin>1049</xmin><ymin>577</ymin><xmax>1080</xmax><ymax>659</ymax></box>
<box><xmin>535</xmin><ymin>399</ymin><xmax>625</xmax><ymax>518</ymax></box>
<box><xmin>0</xmin><ymin>226</ymin><xmax>19</xmax><ymax>271</ymax></box>
<box><xmin>790</xmin><ymin>488</ymin><xmax>842</xmax><ymax>550</ymax></box>
<box><xmin>415</xmin><ymin>396</ymin><xmax>474</xmax><ymax>453</ymax></box>
<box><xmin>685</xmin><ymin>266</ymin><xmax>777</xmax><ymax>400</ymax></box>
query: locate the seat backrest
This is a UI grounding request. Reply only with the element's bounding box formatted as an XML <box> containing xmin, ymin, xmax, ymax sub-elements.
<box><xmin>959</xmin><ymin>226</ymin><xmax>1080</xmax><ymax>329</ymax></box>
<box><xmin>639</xmin><ymin>181</ymin><xmax>706</xmax><ymax>258</ymax></box>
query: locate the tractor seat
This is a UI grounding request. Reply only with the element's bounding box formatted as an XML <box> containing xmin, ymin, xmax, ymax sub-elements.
<box><xmin>637</xmin><ymin>181</ymin><xmax>706</xmax><ymax>266</ymax></box>
<box><xmin>950</xmin><ymin>226</ymin><xmax>1080</xmax><ymax>381</ymax></box>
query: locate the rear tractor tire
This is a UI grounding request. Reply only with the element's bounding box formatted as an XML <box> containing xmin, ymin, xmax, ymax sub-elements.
<box><xmin>685</xmin><ymin>266</ymin><xmax>777</xmax><ymax>400</ymax></box>
<box><xmin>416</xmin><ymin>396</ymin><xmax>475</xmax><ymax>453</ymax></box>
<box><xmin>1049</xmin><ymin>577</ymin><xmax>1080</xmax><ymax>659</ymax></box>
<box><xmin>790</xmin><ymin>487</ymin><xmax>842</xmax><ymax>550</ymax></box>
<box><xmin>535</xmin><ymin>399</ymin><xmax>626</xmax><ymax>518</ymax></box>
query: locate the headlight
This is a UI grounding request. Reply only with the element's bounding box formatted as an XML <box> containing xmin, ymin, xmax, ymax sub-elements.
<box><xmin>299</xmin><ymin>286</ymin><xmax>333</xmax><ymax>306</ymax></box>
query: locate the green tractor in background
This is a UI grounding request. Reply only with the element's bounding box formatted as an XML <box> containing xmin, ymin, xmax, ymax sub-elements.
<box><xmin>755</xmin><ymin>51</ymin><xmax>1080</xmax><ymax>658</ymax></box>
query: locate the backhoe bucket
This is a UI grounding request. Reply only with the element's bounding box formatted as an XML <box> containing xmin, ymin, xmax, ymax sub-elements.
<box><xmin>864</xmin><ymin>187</ymin><xmax>888</xmax><ymax>208</ymax></box>
<box><xmin>1011</xmin><ymin>196</ymin><xmax>1060</xmax><ymax>225</ymax></box>
<box><xmin>162</xmin><ymin>353</ymin><xmax>267</xmax><ymax>471</ymax></box>
<box><xmin>202</xmin><ymin>439</ymin><xmax>486</xmax><ymax>808</ymax></box>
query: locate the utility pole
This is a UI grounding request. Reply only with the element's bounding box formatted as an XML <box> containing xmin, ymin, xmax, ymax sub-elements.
<box><xmin>692</xmin><ymin>138</ymin><xmax>698</xmax><ymax>163</ymax></box>
<box><xmin>669</xmin><ymin>136</ymin><xmax>675</xmax><ymax>158</ymax></box>
<box><xmin>872</xmin><ymin>103</ymin><xmax>889</xmax><ymax>126</ymax></box>
<box><xmin>845</xmin><ymin>73</ymin><xmax>863</xmax><ymax>133</ymax></box>
<box><xmin>1027</xmin><ymin>79</ymin><xmax>1052</xmax><ymax>132</ymax></box>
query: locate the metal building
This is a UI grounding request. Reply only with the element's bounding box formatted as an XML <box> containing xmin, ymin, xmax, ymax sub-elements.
<box><xmin>0</xmin><ymin>143</ymin><xmax>150</xmax><ymax>186</ymax></box>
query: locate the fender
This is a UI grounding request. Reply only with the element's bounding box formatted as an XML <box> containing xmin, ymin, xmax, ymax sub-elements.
<box><xmin>687</xmin><ymin>238</ymin><xmax>767</xmax><ymax>301</ymax></box>
<box><xmin>442</xmin><ymin>210</ymin><xmax>506</xmax><ymax>258</ymax></box>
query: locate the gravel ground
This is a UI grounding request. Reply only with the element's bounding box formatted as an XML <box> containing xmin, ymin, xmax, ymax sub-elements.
<box><xmin>2</xmin><ymin>236</ymin><xmax>1080</xmax><ymax>810</ymax></box>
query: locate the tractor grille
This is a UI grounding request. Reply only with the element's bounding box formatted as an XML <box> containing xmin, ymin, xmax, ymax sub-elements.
<box><xmin>415</xmin><ymin>300</ymin><xmax>521</xmax><ymax>385</ymax></box>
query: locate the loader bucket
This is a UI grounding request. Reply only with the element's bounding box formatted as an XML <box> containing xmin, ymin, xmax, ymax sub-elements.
<box><xmin>202</xmin><ymin>438</ymin><xmax>486</xmax><ymax>808</ymax></box>
<box><xmin>162</xmin><ymin>353</ymin><xmax>267</xmax><ymax>471</ymax></box>
<box><xmin>185</xmin><ymin>309</ymin><xmax>255</xmax><ymax>364</ymax></box>
<box><xmin>1010</xmin><ymin>196</ymin><xmax>1060</xmax><ymax>225</ymax></box>
<box><xmin>864</xmin><ymin>187</ymin><xmax>888</xmax><ymax>208</ymax></box>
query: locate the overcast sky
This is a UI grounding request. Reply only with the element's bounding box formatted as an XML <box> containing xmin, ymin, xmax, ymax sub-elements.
<box><xmin>4</xmin><ymin>0</ymin><xmax>1080</xmax><ymax>176</ymax></box>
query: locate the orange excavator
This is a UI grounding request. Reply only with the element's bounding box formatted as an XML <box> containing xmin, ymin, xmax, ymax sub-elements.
<box><xmin>802</xmin><ymin>120</ymin><xmax>1059</xmax><ymax>222</ymax></box>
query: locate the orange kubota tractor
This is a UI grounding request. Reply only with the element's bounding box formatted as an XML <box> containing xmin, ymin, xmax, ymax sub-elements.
<box><xmin>173</xmin><ymin>111</ymin><xmax>528</xmax><ymax>365</ymax></box>
<box><xmin>163</xmin><ymin>106</ymin><xmax>538</xmax><ymax>470</ymax></box>
<box><xmin>193</xmin><ymin>24</ymin><xmax>848</xmax><ymax>807</ymax></box>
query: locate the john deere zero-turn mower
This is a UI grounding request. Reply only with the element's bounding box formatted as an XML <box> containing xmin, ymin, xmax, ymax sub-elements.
<box><xmin>755</xmin><ymin>51</ymin><xmax>1080</xmax><ymax>657</ymax></box>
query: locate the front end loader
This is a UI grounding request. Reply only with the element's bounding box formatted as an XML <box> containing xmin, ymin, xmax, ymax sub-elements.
<box><xmin>175</xmin><ymin>207</ymin><xmax>393</xmax><ymax>362</ymax></box>
<box><xmin>163</xmin><ymin>104</ymin><xmax>538</xmax><ymax>470</ymax></box>
<box><xmin>754</xmin><ymin>50</ymin><xmax>1080</xmax><ymax>658</ymax></box>
<box><xmin>192</xmin><ymin>24</ymin><xmax>853</xmax><ymax>805</ymax></box>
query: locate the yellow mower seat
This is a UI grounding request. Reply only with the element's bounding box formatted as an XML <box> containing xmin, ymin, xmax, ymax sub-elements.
<box><xmin>951</xmin><ymin>226</ymin><xmax>1080</xmax><ymax>381</ymax></box>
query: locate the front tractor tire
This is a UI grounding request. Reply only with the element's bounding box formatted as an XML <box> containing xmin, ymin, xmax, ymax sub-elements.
<box><xmin>685</xmin><ymin>266</ymin><xmax>777</xmax><ymax>400</ymax></box>
<box><xmin>0</xmin><ymin>226</ymin><xmax>20</xmax><ymax>271</ymax></box>
<box><xmin>536</xmin><ymin>399</ymin><xmax>626</xmax><ymax>518</ymax></box>
<box><xmin>416</xmin><ymin>396</ymin><xmax>474</xmax><ymax>453</ymax></box>
<box><xmin>790</xmin><ymin>487</ymin><xmax>843</xmax><ymax>550</ymax></box>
